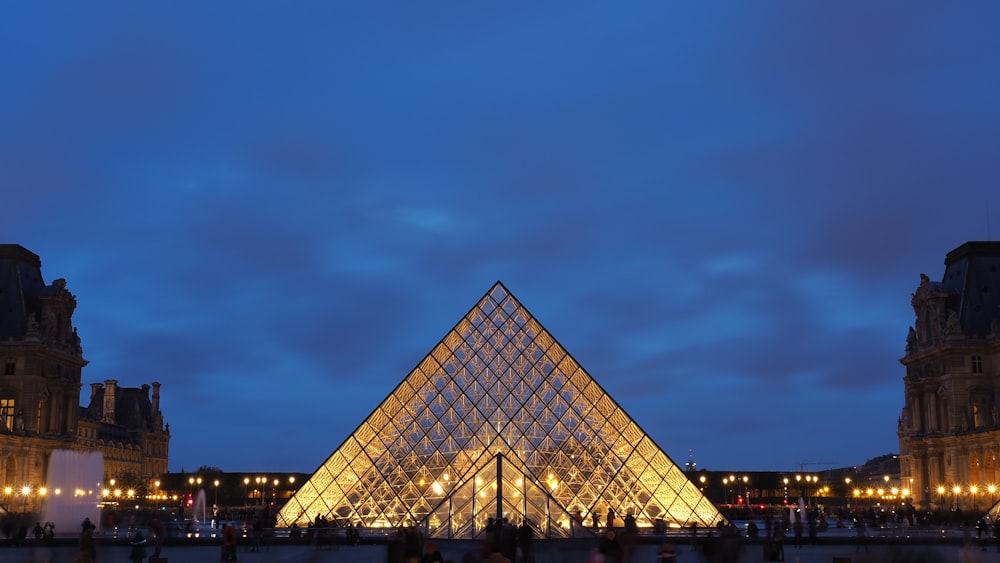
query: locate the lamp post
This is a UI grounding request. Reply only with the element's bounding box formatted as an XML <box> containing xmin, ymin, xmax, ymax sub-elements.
<box><xmin>722</xmin><ymin>478</ymin><xmax>729</xmax><ymax>505</ymax></box>
<box><xmin>243</xmin><ymin>478</ymin><xmax>250</xmax><ymax>506</ymax></box>
<box><xmin>743</xmin><ymin>475</ymin><xmax>750</xmax><ymax>507</ymax></box>
<box><xmin>214</xmin><ymin>479</ymin><xmax>220</xmax><ymax>508</ymax></box>
<box><xmin>937</xmin><ymin>486</ymin><xmax>946</xmax><ymax>509</ymax></box>
<box><xmin>21</xmin><ymin>486</ymin><xmax>30</xmax><ymax>512</ymax></box>
<box><xmin>255</xmin><ymin>477</ymin><xmax>266</xmax><ymax>506</ymax></box>
<box><xmin>953</xmin><ymin>485</ymin><xmax>962</xmax><ymax>510</ymax></box>
<box><xmin>971</xmin><ymin>485</ymin><xmax>979</xmax><ymax>512</ymax></box>
<box><xmin>990</xmin><ymin>485</ymin><xmax>997</xmax><ymax>507</ymax></box>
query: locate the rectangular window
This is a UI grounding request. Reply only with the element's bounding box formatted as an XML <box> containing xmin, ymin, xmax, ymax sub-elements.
<box><xmin>972</xmin><ymin>355</ymin><xmax>984</xmax><ymax>374</ymax></box>
<box><xmin>0</xmin><ymin>398</ymin><xmax>14</xmax><ymax>431</ymax></box>
<box><xmin>3</xmin><ymin>358</ymin><xmax>14</xmax><ymax>375</ymax></box>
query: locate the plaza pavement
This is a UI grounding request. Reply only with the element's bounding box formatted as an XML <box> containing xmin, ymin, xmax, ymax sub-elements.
<box><xmin>8</xmin><ymin>540</ymin><xmax>1000</xmax><ymax>563</ymax></box>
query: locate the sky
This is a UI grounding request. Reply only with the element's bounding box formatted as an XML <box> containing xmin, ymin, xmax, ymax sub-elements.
<box><xmin>3</xmin><ymin>3</ymin><xmax>999</xmax><ymax>475</ymax></box>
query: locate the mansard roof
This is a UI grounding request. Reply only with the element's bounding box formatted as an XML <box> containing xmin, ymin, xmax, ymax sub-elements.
<box><xmin>0</xmin><ymin>244</ymin><xmax>47</xmax><ymax>336</ymax></box>
<box><xmin>941</xmin><ymin>241</ymin><xmax>1000</xmax><ymax>335</ymax></box>
<box><xmin>80</xmin><ymin>384</ymin><xmax>158</xmax><ymax>441</ymax></box>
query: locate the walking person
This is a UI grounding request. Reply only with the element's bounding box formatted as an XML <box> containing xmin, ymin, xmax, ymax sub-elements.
<box><xmin>854</xmin><ymin>517</ymin><xmax>868</xmax><ymax>553</ymax></box>
<box><xmin>149</xmin><ymin>518</ymin><xmax>164</xmax><ymax>559</ymax></box>
<box><xmin>772</xmin><ymin>521</ymin><xmax>785</xmax><ymax>562</ymax></box>
<box><xmin>221</xmin><ymin>522</ymin><xmax>238</xmax><ymax>561</ymax></box>
<box><xmin>598</xmin><ymin>529</ymin><xmax>623</xmax><ymax>563</ymax></box>
<box><xmin>251</xmin><ymin>517</ymin><xmax>262</xmax><ymax>552</ymax></box>
<box><xmin>995</xmin><ymin>520</ymin><xmax>1000</xmax><ymax>552</ymax></box>
<box><xmin>42</xmin><ymin>521</ymin><xmax>55</xmax><ymax>546</ymax></box>
<box><xmin>516</xmin><ymin>520</ymin><xmax>534</xmax><ymax>563</ymax></box>
<box><xmin>79</xmin><ymin>521</ymin><xmax>97</xmax><ymax>563</ymax></box>
<box><xmin>130</xmin><ymin>530</ymin><xmax>148</xmax><ymax>563</ymax></box>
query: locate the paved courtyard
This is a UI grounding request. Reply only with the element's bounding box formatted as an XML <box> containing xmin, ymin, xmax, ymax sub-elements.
<box><xmin>7</xmin><ymin>540</ymin><xmax>1000</xmax><ymax>563</ymax></box>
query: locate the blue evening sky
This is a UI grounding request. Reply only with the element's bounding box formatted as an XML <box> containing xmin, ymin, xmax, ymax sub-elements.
<box><xmin>3</xmin><ymin>2</ymin><xmax>998</xmax><ymax>474</ymax></box>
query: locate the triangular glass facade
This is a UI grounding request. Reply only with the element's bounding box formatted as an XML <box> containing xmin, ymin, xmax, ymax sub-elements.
<box><xmin>277</xmin><ymin>282</ymin><xmax>725</xmax><ymax>537</ymax></box>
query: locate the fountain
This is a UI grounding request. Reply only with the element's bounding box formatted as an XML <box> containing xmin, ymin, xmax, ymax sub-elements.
<box><xmin>192</xmin><ymin>488</ymin><xmax>208</xmax><ymax>524</ymax></box>
<box><xmin>41</xmin><ymin>450</ymin><xmax>103</xmax><ymax>534</ymax></box>
<box><xmin>186</xmin><ymin>489</ymin><xmax>217</xmax><ymax>537</ymax></box>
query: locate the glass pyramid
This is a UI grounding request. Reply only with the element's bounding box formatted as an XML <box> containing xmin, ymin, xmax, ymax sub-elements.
<box><xmin>277</xmin><ymin>282</ymin><xmax>725</xmax><ymax>538</ymax></box>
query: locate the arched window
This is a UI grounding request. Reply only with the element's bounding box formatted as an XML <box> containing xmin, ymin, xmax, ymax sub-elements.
<box><xmin>970</xmin><ymin>453</ymin><xmax>982</xmax><ymax>484</ymax></box>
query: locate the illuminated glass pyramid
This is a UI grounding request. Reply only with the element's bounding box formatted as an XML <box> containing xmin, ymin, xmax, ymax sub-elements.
<box><xmin>277</xmin><ymin>282</ymin><xmax>725</xmax><ymax>538</ymax></box>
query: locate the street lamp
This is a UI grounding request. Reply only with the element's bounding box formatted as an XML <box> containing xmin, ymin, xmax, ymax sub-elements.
<box><xmin>21</xmin><ymin>486</ymin><xmax>30</xmax><ymax>512</ymax></box>
<box><xmin>214</xmin><ymin>479</ymin><xmax>220</xmax><ymax>508</ymax></box>
<box><xmin>743</xmin><ymin>475</ymin><xmax>750</xmax><ymax>506</ymax></box>
<box><xmin>938</xmin><ymin>486</ymin><xmax>946</xmax><ymax>508</ymax></box>
<box><xmin>255</xmin><ymin>477</ymin><xmax>266</xmax><ymax>506</ymax></box>
<box><xmin>971</xmin><ymin>485</ymin><xmax>979</xmax><ymax>511</ymax></box>
<box><xmin>953</xmin><ymin>485</ymin><xmax>962</xmax><ymax>509</ymax></box>
<box><xmin>989</xmin><ymin>485</ymin><xmax>997</xmax><ymax>507</ymax></box>
<box><xmin>243</xmin><ymin>478</ymin><xmax>250</xmax><ymax>506</ymax></box>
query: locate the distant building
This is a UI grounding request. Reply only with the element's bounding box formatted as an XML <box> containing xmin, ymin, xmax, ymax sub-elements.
<box><xmin>898</xmin><ymin>241</ymin><xmax>1000</xmax><ymax>512</ymax></box>
<box><xmin>0</xmin><ymin>244</ymin><xmax>169</xmax><ymax>513</ymax></box>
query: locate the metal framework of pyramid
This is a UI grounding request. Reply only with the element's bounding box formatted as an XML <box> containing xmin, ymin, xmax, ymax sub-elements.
<box><xmin>277</xmin><ymin>282</ymin><xmax>725</xmax><ymax>538</ymax></box>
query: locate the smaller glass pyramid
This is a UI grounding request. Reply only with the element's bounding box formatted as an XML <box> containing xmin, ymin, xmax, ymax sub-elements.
<box><xmin>277</xmin><ymin>283</ymin><xmax>725</xmax><ymax>537</ymax></box>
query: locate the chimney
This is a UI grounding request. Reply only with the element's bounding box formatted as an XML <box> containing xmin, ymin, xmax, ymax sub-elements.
<box><xmin>90</xmin><ymin>383</ymin><xmax>102</xmax><ymax>403</ymax></box>
<box><xmin>102</xmin><ymin>379</ymin><xmax>117</xmax><ymax>424</ymax></box>
<box><xmin>151</xmin><ymin>382</ymin><xmax>161</xmax><ymax>415</ymax></box>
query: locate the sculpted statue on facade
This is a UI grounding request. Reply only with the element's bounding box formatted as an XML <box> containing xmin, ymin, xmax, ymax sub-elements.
<box><xmin>946</xmin><ymin>311</ymin><xmax>961</xmax><ymax>337</ymax></box>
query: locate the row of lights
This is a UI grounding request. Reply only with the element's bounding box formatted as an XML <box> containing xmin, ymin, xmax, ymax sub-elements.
<box><xmin>936</xmin><ymin>484</ymin><xmax>997</xmax><ymax>509</ymax></box>
<box><xmin>4</xmin><ymin>474</ymin><xmax>302</xmax><ymax>509</ymax></box>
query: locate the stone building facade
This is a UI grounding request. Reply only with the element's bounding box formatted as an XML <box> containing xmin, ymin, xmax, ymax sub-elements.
<box><xmin>0</xmin><ymin>244</ymin><xmax>169</xmax><ymax>513</ymax></box>
<box><xmin>898</xmin><ymin>241</ymin><xmax>1000</xmax><ymax>512</ymax></box>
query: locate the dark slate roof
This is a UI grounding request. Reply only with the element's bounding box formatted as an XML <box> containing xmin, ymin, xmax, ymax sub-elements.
<box><xmin>80</xmin><ymin>385</ymin><xmax>156</xmax><ymax>442</ymax></box>
<box><xmin>0</xmin><ymin>244</ymin><xmax>48</xmax><ymax>337</ymax></box>
<box><xmin>941</xmin><ymin>241</ymin><xmax>1000</xmax><ymax>335</ymax></box>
